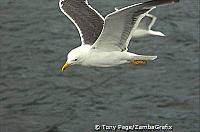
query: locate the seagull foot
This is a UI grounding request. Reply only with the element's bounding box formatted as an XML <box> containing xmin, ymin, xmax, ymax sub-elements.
<box><xmin>130</xmin><ymin>60</ymin><xmax>147</xmax><ymax>65</ymax></box>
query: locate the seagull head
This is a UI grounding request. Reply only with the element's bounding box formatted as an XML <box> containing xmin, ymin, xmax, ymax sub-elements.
<box><xmin>61</xmin><ymin>45</ymin><xmax>90</xmax><ymax>71</ymax></box>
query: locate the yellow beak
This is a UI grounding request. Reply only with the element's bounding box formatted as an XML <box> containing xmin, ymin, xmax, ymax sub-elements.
<box><xmin>61</xmin><ymin>63</ymin><xmax>71</xmax><ymax>72</ymax></box>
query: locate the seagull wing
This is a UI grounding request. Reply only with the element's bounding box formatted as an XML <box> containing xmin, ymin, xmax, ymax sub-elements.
<box><xmin>92</xmin><ymin>0</ymin><xmax>179</xmax><ymax>51</ymax></box>
<box><xmin>137</xmin><ymin>13</ymin><xmax>157</xmax><ymax>30</ymax></box>
<box><xmin>59</xmin><ymin>0</ymin><xmax>104</xmax><ymax>45</ymax></box>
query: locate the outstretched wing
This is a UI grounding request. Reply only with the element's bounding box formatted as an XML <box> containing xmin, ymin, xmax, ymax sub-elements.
<box><xmin>115</xmin><ymin>7</ymin><xmax>157</xmax><ymax>34</ymax></box>
<box><xmin>59</xmin><ymin>0</ymin><xmax>104</xmax><ymax>45</ymax></box>
<box><xmin>92</xmin><ymin>0</ymin><xmax>179</xmax><ymax>52</ymax></box>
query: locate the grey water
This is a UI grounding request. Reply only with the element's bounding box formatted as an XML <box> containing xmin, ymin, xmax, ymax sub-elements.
<box><xmin>0</xmin><ymin>0</ymin><xmax>199</xmax><ymax>132</ymax></box>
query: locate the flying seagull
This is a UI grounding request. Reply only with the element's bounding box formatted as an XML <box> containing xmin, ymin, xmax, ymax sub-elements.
<box><xmin>115</xmin><ymin>7</ymin><xmax>165</xmax><ymax>38</ymax></box>
<box><xmin>59</xmin><ymin>0</ymin><xmax>179</xmax><ymax>71</ymax></box>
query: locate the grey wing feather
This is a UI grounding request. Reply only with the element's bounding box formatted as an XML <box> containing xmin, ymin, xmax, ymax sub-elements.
<box><xmin>59</xmin><ymin>0</ymin><xmax>104</xmax><ymax>45</ymax></box>
<box><xmin>116</xmin><ymin>7</ymin><xmax>156</xmax><ymax>31</ymax></box>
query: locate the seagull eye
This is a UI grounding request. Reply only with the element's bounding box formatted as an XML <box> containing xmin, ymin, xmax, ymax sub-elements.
<box><xmin>74</xmin><ymin>59</ymin><xmax>78</xmax><ymax>61</ymax></box>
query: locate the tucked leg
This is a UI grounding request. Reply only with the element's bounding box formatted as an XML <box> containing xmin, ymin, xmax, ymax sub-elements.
<box><xmin>130</xmin><ymin>60</ymin><xmax>147</xmax><ymax>65</ymax></box>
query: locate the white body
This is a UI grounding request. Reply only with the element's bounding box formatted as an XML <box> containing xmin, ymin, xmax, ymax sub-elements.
<box><xmin>73</xmin><ymin>45</ymin><xmax>157</xmax><ymax>67</ymax></box>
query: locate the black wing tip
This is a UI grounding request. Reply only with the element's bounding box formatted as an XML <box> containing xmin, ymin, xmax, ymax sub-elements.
<box><xmin>144</xmin><ymin>0</ymin><xmax>180</xmax><ymax>7</ymax></box>
<box><xmin>156</xmin><ymin>0</ymin><xmax>180</xmax><ymax>3</ymax></box>
<box><xmin>153</xmin><ymin>0</ymin><xmax>180</xmax><ymax>2</ymax></box>
<box><xmin>174</xmin><ymin>0</ymin><xmax>180</xmax><ymax>2</ymax></box>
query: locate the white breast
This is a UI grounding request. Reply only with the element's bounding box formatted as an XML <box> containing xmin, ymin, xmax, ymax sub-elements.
<box><xmin>82</xmin><ymin>50</ymin><xmax>130</xmax><ymax>67</ymax></box>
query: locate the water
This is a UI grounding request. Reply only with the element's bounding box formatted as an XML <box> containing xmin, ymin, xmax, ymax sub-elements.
<box><xmin>0</xmin><ymin>0</ymin><xmax>199</xmax><ymax>132</ymax></box>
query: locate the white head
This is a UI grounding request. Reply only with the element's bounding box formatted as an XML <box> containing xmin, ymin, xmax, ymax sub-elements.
<box><xmin>61</xmin><ymin>45</ymin><xmax>90</xmax><ymax>71</ymax></box>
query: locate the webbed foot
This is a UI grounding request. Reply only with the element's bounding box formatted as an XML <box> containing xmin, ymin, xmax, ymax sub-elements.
<box><xmin>130</xmin><ymin>60</ymin><xmax>147</xmax><ymax>65</ymax></box>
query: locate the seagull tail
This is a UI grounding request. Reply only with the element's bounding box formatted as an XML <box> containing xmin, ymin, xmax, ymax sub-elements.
<box><xmin>144</xmin><ymin>0</ymin><xmax>179</xmax><ymax>7</ymax></box>
<box><xmin>133</xmin><ymin>54</ymin><xmax>157</xmax><ymax>60</ymax></box>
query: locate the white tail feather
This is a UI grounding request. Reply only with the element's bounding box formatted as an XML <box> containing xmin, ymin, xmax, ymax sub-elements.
<box><xmin>133</xmin><ymin>55</ymin><xmax>157</xmax><ymax>60</ymax></box>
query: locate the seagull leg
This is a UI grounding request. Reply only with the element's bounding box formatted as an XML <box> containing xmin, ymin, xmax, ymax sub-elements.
<box><xmin>130</xmin><ymin>60</ymin><xmax>147</xmax><ymax>65</ymax></box>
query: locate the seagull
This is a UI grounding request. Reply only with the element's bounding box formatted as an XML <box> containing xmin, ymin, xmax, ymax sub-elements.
<box><xmin>59</xmin><ymin>0</ymin><xmax>179</xmax><ymax>71</ymax></box>
<box><xmin>115</xmin><ymin>7</ymin><xmax>165</xmax><ymax>38</ymax></box>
